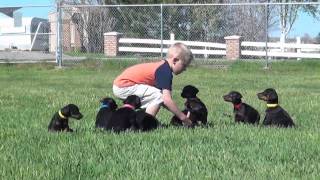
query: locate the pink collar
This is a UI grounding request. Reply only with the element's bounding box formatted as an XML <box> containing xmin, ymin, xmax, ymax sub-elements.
<box><xmin>234</xmin><ymin>103</ymin><xmax>242</xmax><ymax>110</ymax></box>
<box><xmin>122</xmin><ymin>104</ymin><xmax>135</xmax><ymax>110</ymax></box>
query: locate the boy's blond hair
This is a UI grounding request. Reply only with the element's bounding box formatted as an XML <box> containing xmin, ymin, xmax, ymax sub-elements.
<box><xmin>167</xmin><ymin>43</ymin><xmax>193</xmax><ymax>66</ymax></box>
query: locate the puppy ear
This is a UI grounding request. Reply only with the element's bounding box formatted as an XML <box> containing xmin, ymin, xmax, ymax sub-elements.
<box><xmin>109</xmin><ymin>99</ymin><xmax>118</xmax><ymax>110</ymax></box>
<box><xmin>123</xmin><ymin>97</ymin><xmax>129</xmax><ymax>104</ymax></box>
<box><xmin>181</xmin><ymin>92</ymin><xmax>189</xmax><ymax>98</ymax></box>
<box><xmin>268</xmin><ymin>92</ymin><xmax>278</xmax><ymax>101</ymax></box>
<box><xmin>61</xmin><ymin>104</ymin><xmax>71</xmax><ymax>116</ymax></box>
<box><xmin>192</xmin><ymin>86</ymin><xmax>199</xmax><ymax>95</ymax></box>
<box><xmin>123</xmin><ymin>95</ymin><xmax>135</xmax><ymax>104</ymax></box>
<box><xmin>135</xmin><ymin>96</ymin><xmax>141</xmax><ymax>109</ymax></box>
<box><xmin>112</xmin><ymin>103</ymin><xmax>118</xmax><ymax>110</ymax></box>
<box><xmin>265</xmin><ymin>88</ymin><xmax>278</xmax><ymax>101</ymax></box>
<box><xmin>181</xmin><ymin>85</ymin><xmax>199</xmax><ymax>98</ymax></box>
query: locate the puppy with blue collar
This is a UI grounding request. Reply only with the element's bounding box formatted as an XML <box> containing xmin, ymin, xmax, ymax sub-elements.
<box><xmin>95</xmin><ymin>97</ymin><xmax>118</xmax><ymax>129</ymax></box>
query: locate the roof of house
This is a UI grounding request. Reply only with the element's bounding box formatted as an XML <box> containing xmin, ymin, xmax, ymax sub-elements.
<box><xmin>0</xmin><ymin>7</ymin><xmax>22</xmax><ymax>17</ymax></box>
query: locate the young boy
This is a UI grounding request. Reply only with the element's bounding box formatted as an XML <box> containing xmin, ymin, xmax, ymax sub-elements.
<box><xmin>113</xmin><ymin>43</ymin><xmax>193</xmax><ymax>125</ymax></box>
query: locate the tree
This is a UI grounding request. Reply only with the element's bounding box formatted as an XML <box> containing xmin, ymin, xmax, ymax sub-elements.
<box><xmin>301</xmin><ymin>33</ymin><xmax>313</xmax><ymax>43</ymax></box>
<box><xmin>107</xmin><ymin>0</ymin><xmax>225</xmax><ymax>42</ymax></box>
<box><xmin>270</xmin><ymin>0</ymin><xmax>319</xmax><ymax>51</ymax></box>
<box><xmin>223</xmin><ymin>1</ymin><xmax>267</xmax><ymax>41</ymax></box>
<box><xmin>55</xmin><ymin>0</ymin><xmax>118</xmax><ymax>52</ymax></box>
<box><xmin>315</xmin><ymin>32</ymin><xmax>320</xmax><ymax>43</ymax></box>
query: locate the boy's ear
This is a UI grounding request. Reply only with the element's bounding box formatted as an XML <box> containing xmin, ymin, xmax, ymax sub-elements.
<box><xmin>173</xmin><ymin>57</ymin><xmax>179</xmax><ymax>64</ymax></box>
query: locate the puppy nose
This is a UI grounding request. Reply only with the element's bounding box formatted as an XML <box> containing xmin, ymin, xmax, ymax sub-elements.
<box><xmin>78</xmin><ymin>114</ymin><xmax>83</xmax><ymax>119</ymax></box>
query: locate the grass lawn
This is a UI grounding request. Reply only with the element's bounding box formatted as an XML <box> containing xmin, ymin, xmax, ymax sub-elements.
<box><xmin>0</xmin><ymin>60</ymin><xmax>319</xmax><ymax>179</ymax></box>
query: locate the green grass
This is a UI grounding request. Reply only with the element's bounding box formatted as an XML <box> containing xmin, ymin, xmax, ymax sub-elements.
<box><xmin>0</xmin><ymin>60</ymin><xmax>320</xmax><ymax>179</ymax></box>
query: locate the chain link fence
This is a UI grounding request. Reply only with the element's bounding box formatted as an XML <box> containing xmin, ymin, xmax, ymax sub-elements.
<box><xmin>1</xmin><ymin>2</ymin><xmax>320</xmax><ymax>65</ymax></box>
<box><xmin>60</xmin><ymin>4</ymin><xmax>267</xmax><ymax>60</ymax></box>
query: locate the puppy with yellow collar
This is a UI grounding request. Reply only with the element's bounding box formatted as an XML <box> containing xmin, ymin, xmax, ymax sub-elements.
<box><xmin>257</xmin><ymin>88</ymin><xmax>295</xmax><ymax>128</ymax></box>
<box><xmin>48</xmin><ymin>104</ymin><xmax>83</xmax><ymax>132</ymax></box>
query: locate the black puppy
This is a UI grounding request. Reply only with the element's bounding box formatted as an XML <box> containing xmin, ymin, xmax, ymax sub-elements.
<box><xmin>135</xmin><ymin>109</ymin><xmax>159</xmax><ymax>131</ymax></box>
<box><xmin>171</xmin><ymin>85</ymin><xmax>208</xmax><ymax>126</ymax></box>
<box><xmin>48</xmin><ymin>104</ymin><xmax>83</xmax><ymax>132</ymax></box>
<box><xmin>105</xmin><ymin>95</ymin><xmax>141</xmax><ymax>132</ymax></box>
<box><xmin>257</xmin><ymin>88</ymin><xmax>295</xmax><ymax>127</ymax></box>
<box><xmin>95</xmin><ymin>97</ymin><xmax>118</xmax><ymax>129</ymax></box>
<box><xmin>223</xmin><ymin>91</ymin><xmax>260</xmax><ymax>124</ymax></box>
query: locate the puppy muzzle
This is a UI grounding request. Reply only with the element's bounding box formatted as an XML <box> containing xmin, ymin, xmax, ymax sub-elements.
<box><xmin>72</xmin><ymin>113</ymin><xmax>83</xmax><ymax>120</ymax></box>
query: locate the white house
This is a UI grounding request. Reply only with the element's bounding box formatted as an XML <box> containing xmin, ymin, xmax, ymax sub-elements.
<box><xmin>0</xmin><ymin>8</ymin><xmax>49</xmax><ymax>51</ymax></box>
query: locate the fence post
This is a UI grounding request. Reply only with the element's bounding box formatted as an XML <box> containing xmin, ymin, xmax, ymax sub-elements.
<box><xmin>296</xmin><ymin>37</ymin><xmax>301</xmax><ymax>61</ymax></box>
<box><xmin>204</xmin><ymin>46</ymin><xmax>208</xmax><ymax>59</ymax></box>
<box><xmin>56</xmin><ymin>1</ymin><xmax>63</xmax><ymax>67</ymax></box>
<box><xmin>160</xmin><ymin>4</ymin><xmax>163</xmax><ymax>59</ymax></box>
<box><xmin>264</xmin><ymin>2</ymin><xmax>269</xmax><ymax>69</ymax></box>
<box><xmin>170</xmin><ymin>33</ymin><xmax>175</xmax><ymax>43</ymax></box>
<box><xmin>224</xmin><ymin>35</ymin><xmax>241</xmax><ymax>60</ymax></box>
<box><xmin>104</xmin><ymin>32</ymin><xmax>122</xmax><ymax>57</ymax></box>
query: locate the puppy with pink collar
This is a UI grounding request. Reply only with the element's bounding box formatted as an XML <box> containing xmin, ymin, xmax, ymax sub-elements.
<box><xmin>105</xmin><ymin>95</ymin><xmax>141</xmax><ymax>132</ymax></box>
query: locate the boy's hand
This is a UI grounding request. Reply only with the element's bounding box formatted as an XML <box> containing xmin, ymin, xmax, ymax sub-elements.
<box><xmin>182</xmin><ymin>118</ymin><xmax>193</xmax><ymax>126</ymax></box>
<box><xmin>180</xmin><ymin>111</ymin><xmax>193</xmax><ymax>126</ymax></box>
<box><xmin>161</xmin><ymin>89</ymin><xmax>193</xmax><ymax>127</ymax></box>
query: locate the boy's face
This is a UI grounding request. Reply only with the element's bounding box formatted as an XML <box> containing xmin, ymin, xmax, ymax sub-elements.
<box><xmin>172</xmin><ymin>58</ymin><xmax>188</xmax><ymax>75</ymax></box>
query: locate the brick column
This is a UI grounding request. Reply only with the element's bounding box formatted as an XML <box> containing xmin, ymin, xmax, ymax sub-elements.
<box><xmin>48</xmin><ymin>12</ymin><xmax>56</xmax><ymax>53</ymax></box>
<box><xmin>104</xmin><ymin>32</ymin><xmax>122</xmax><ymax>57</ymax></box>
<box><xmin>48</xmin><ymin>12</ymin><xmax>73</xmax><ymax>52</ymax></box>
<box><xmin>224</xmin><ymin>35</ymin><xmax>242</xmax><ymax>60</ymax></box>
<box><xmin>62</xmin><ymin>20</ymin><xmax>71</xmax><ymax>51</ymax></box>
<box><xmin>70</xmin><ymin>20</ymin><xmax>81</xmax><ymax>51</ymax></box>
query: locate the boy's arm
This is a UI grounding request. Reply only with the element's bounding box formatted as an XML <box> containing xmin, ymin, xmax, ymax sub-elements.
<box><xmin>162</xmin><ymin>89</ymin><xmax>192</xmax><ymax>125</ymax></box>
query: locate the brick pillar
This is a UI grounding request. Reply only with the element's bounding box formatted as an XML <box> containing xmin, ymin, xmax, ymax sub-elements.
<box><xmin>104</xmin><ymin>32</ymin><xmax>122</xmax><ymax>57</ymax></box>
<box><xmin>48</xmin><ymin>12</ymin><xmax>73</xmax><ymax>52</ymax></box>
<box><xmin>224</xmin><ymin>35</ymin><xmax>242</xmax><ymax>60</ymax></box>
<box><xmin>48</xmin><ymin>12</ymin><xmax>56</xmax><ymax>53</ymax></box>
<box><xmin>70</xmin><ymin>20</ymin><xmax>81</xmax><ymax>51</ymax></box>
<box><xmin>62</xmin><ymin>20</ymin><xmax>71</xmax><ymax>51</ymax></box>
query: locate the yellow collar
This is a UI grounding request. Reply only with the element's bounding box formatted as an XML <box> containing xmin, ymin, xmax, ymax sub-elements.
<box><xmin>267</xmin><ymin>104</ymin><xmax>278</xmax><ymax>108</ymax></box>
<box><xmin>58</xmin><ymin>110</ymin><xmax>67</xmax><ymax>119</ymax></box>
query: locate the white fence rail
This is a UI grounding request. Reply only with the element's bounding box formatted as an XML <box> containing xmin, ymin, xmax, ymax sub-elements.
<box><xmin>118</xmin><ymin>37</ymin><xmax>320</xmax><ymax>59</ymax></box>
<box><xmin>119</xmin><ymin>38</ymin><xmax>226</xmax><ymax>55</ymax></box>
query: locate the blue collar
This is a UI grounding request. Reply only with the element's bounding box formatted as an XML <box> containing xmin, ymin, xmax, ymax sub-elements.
<box><xmin>100</xmin><ymin>103</ymin><xmax>109</xmax><ymax>109</ymax></box>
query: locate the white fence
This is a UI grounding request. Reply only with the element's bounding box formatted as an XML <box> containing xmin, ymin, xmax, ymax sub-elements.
<box><xmin>119</xmin><ymin>38</ymin><xmax>226</xmax><ymax>55</ymax></box>
<box><xmin>118</xmin><ymin>36</ymin><xmax>320</xmax><ymax>59</ymax></box>
<box><xmin>242</xmin><ymin>41</ymin><xmax>320</xmax><ymax>59</ymax></box>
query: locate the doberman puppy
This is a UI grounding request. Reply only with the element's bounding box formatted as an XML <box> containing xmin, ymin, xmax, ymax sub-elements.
<box><xmin>48</xmin><ymin>104</ymin><xmax>83</xmax><ymax>132</ymax></box>
<box><xmin>105</xmin><ymin>95</ymin><xmax>141</xmax><ymax>132</ymax></box>
<box><xmin>135</xmin><ymin>109</ymin><xmax>159</xmax><ymax>131</ymax></box>
<box><xmin>95</xmin><ymin>97</ymin><xmax>118</xmax><ymax>129</ymax></box>
<box><xmin>171</xmin><ymin>85</ymin><xmax>208</xmax><ymax>127</ymax></box>
<box><xmin>257</xmin><ymin>88</ymin><xmax>295</xmax><ymax>127</ymax></box>
<box><xmin>223</xmin><ymin>91</ymin><xmax>260</xmax><ymax>124</ymax></box>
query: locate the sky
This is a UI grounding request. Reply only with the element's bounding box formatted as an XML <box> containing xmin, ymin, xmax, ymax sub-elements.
<box><xmin>277</xmin><ymin>12</ymin><xmax>320</xmax><ymax>38</ymax></box>
<box><xmin>1</xmin><ymin>0</ymin><xmax>319</xmax><ymax>38</ymax></box>
<box><xmin>0</xmin><ymin>0</ymin><xmax>54</xmax><ymax>18</ymax></box>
